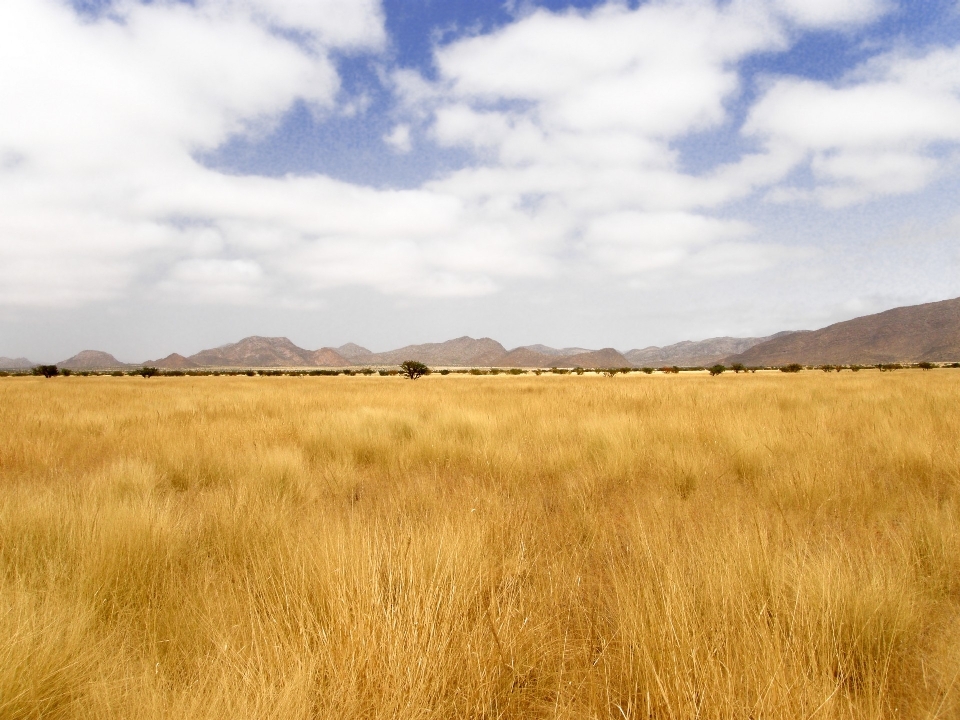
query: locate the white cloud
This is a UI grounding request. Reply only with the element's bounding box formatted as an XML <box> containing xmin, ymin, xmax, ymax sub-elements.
<box><xmin>384</xmin><ymin>124</ymin><xmax>413</xmax><ymax>153</ymax></box>
<box><xmin>772</xmin><ymin>0</ymin><xmax>891</xmax><ymax>29</ymax></box>
<box><xmin>232</xmin><ymin>0</ymin><xmax>386</xmax><ymax>50</ymax></box>
<box><xmin>583</xmin><ymin>212</ymin><xmax>754</xmax><ymax>273</ymax></box>
<box><xmin>2</xmin><ymin>0</ymin><xmax>957</xmax><ymax>313</ymax></box>
<box><xmin>746</xmin><ymin>46</ymin><xmax>960</xmax><ymax>206</ymax></box>
<box><xmin>160</xmin><ymin>258</ymin><xmax>266</xmax><ymax>304</ymax></box>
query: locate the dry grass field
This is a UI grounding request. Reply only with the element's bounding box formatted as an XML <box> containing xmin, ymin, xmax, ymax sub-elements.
<box><xmin>2</xmin><ymin>371</ymin><xmax>960</xmax><ymax>719</ymax></box>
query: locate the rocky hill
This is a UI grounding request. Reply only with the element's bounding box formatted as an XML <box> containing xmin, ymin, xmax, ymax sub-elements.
<box><xmin>625</xmin><ymin>333</ymin><xmax>792</xmax><ymax>367</ymax></box>
<box><xmin>58</xmin><ymin>350</ymin><xmax>129</xmax><ymax>370</ymax></box>
<box><xmin>363</xmin><ymin>337</ymin><xmax>508</xmax><ymax>367</ymax></box>
<box><xmin>336</xmin><ymin>343</ymin><xmax>374</xmax><ymax>361</ymax></box>
<box><xmin>188</xmin><ymin>337</ymin><xmax>348</xmax><ymax>368</ymax></box>
<box><xmin>0</xmin><ymin>357</ymin><xmax>35</xmax><ymax>370</ymax></box>
<box><xmin>725</xmin><ymin>296</ymin><xmax>960</xmax><ymax>366</ymax></box>
<box><xmin>148</xmin><ymin>353</ymin><xmax>200</xmax><ymax>370</ymax></box>
<box><xmin>22</xmin><ymin>296</ymin><xmax>960</xmax><ymax>372</ymax></box>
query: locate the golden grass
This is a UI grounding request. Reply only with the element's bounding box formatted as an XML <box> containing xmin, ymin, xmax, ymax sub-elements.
<box><xmin>1</xmin><ymin>371</ymin><xmax>960</xmax><ymax>719</ymax></box>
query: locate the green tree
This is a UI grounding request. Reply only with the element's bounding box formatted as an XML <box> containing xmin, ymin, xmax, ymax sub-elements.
<box><xmin>137</xmin><ymin>367</ymin><xmax>160</xmax><ymax>378</ymax></box>
<box><xmin>400</xmin><ymin>360</ymin><xmax>430</xmax><ymax>380</ymax></box>
<box><xmin>33</xmin><ymin>365</ymin><xmax>59</xmax><ymax>378</ymax></box>
<box><xmin>708</xmin><ymin>364</ymin><xmax>725</xmax><ymax>376</ymax></box>
<box><xmin>731</xmin><ymin>363</ymin><xmax>745</xmax><ymax>374</ymax></box>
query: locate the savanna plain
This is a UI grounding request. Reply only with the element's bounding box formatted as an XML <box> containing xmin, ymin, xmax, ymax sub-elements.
<box><xmin>2</xmin><ymin>371</ymin><xmax>960</xmax><ymax>719</ymax></box>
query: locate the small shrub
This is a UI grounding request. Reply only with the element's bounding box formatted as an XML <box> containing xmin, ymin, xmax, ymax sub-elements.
<box><xmin>469</xmin><ymin>368</ymin><xmax>486</xmax><ymax>376</ymax></box>
<box><xmin>508</xmin><ymin>368</ymin><xmax>525</xmax><ymax>375</ymax></box>
<box><xmin>0</xmin><ymin>371</ymin><xmax>9</xmax><ymax>377</ymax></box>
<box><xmin>490</xmin><ymin>368</ymin><xmax>502</xmax><ymax>375</ymax></box>
<box><xmin>60</xmin><ymin>368</ymin><xmax>73</xmax><ymax>376</ymax></box>
<box><xmin>439</xmin><ymin>369</ymin><xmax>450</xmax><ymax>375</ymax></box>
<box><xmin>136</xmin><ymin>367</ymin><xmax>160</xmax><ymax>378</ymax></box>
<box><xmin>165</xmin><ymin>370</ymin><xmax>185</xmax><ymax>377</ymax></box>
<box><xmin>573</xmin><ymin>367</ymin><xmax>585</xmax><ymax>376</ymax></box>
<box><xmin>660</xmin><ymin>366</ymin><xmax>679</xmax><ymax>374</ymax></box>
<box><xmin>780</xmin><ymin>364</ymin><xmax>803</xmax><ymax>373</ymax></box>
<box><xmin>534</xmin><ymin>369</ymin><xmax>543</xmax><ymax>376</ymax></box>
<box><xmin>877</xmin><ymin>363</ymin><xmax>902</xmax><ymax>372</ymax></box>
<box><xmin>641</xmin><ymin>367</ymin><xmax>654</xmax><ymax>374</ymax></box>
<box><xmin>819</xmin><ymin>364</ymin><xmax>836</xmax><ymax>372</ymax></box>
<box><xmin>918</xmin><ymin>361</ymin><xmax>934</xmax><ymax>370</ymax></box>
<box><xmin>731</xmin><ymin>363</ymin><xmax>745</xmax><ymax>374</ymax></box>
<box><xmin>708</xmin><ymin>364</ymin><xmax>725</xmax><ymax>376</ymax></box>
<box><xmin>951</xmin><ymin>363</ymin><xmax>960</xmax><ymax>368</ymax></box>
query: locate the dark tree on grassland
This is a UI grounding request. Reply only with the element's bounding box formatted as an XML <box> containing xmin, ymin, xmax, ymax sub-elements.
<box><xmin>137</xmin><ymin>367</ymin><xmax>160</xmax><ymax>378</ymax></box>
<box><xmin>400</xmin><ymin>360</ymin><xmax>430</xmax><ymax>380</ymax></box>
<box><xmin>33</xmin><ymin>365</ymin><xmax>59</xmax><ymax>378</ymax></box>
<box><xmin>708</xmin><ymin>365</ymin><xmax>726</xmax><ymax>376</ymax></box>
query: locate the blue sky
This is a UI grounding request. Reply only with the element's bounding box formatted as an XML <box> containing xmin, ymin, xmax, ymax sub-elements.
<box><xmin>2</xmin><ymin>0</ymin><xmax>960</xmax><ymax>361</ymax></box>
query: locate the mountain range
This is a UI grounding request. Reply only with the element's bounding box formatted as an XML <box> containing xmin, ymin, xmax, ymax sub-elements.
<box><xmin>3</xmin><ymin>296</ymin><xmax>958</xmax><ymax>370</ymax></box>
<box><xmin>726</xmin><ymin>296</ymin><xmax>960</xmax><ymax>366</ymax></box>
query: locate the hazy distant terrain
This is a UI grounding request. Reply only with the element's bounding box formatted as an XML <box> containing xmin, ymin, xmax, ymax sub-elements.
<box><xmin>625</xmin><ymin>332</ymin><xmax>794</xmax><ymax>367</ymax></box>
<box><xmin>726</xmin><ymin>296</ymin><xmax>960</xmax><ymax>366</ymax></box>
<box><xmin>0</xmin><ymin>356</ymin><xmax>34</xmax><ymax>370</ymax></box>
<box><xmin>6</xmin><ymin>296</ymin><xmax>959</xmax><ymax>370</ymax></box>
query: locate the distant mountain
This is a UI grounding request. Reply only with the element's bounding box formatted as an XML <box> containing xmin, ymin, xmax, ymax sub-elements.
<box><xmin>499</xmin><ymin>347</ymin><xmax>554</xmax><ymax>367</ymax></box>
<box><xmin>518</xmin><ymin>344</ymin><xmax>593</xmax><ymax>357</ymax></box>
<box><xmin>0</xmin><ymin>357</ymin><xmax>34</xmax><ymax>370</ymax></box>
<box><xmin>560</xmin><ymin>348</ymin><xmax>631</xmax><ymax>368</ymax></box>
<box><xmin>364</xmin><ymin>336</ymin><xmax>508</xmax><ymax>367</ymax></box>
<box><xmin>337</xmin><ymin>343</ymin><xmax>374</xmax><ymax>361</ymax></box>
<box><xmin>726</xmin><ymin>297</ymin><xmax>960</xmax><ymax>366</ymax></box>
<box><xmin>499</xmin><ymin>346</ymin><xmax>630</xmax><ymax>368</ymax></box>
<box><xmin>148</xmin><ymin>353</ymin><xmax>199</xmax><ymax>370</ymax></box>
<box><xmin>625</xmin><ymin>333</ymin><xmax>794</xmax><ymax>367</ymax></box>
<box><xmin>16</xmin><ymin>296</ymin><xmax>959</xmax><ymax>372</ymax></box>
<box><xmin>310</xmin><ymin>348</ymin><xmax>351</xmax><ymax>367</ymax></box>
<box><xmin>58</xmin><ymin>350</ymin><xmax>129</xmax><ymax>370</ymax></box>
<box><xmin>189</xmin><ymin>336</ymin><xmax>349</xmax><ymax>368</ymax></box>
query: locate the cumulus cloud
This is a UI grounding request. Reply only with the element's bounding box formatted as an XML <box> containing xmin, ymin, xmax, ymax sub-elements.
<box><xmin>1</xmin><ymin>0</ymin><xmax>957</xmax><ymax>312</ymax></box>
<box><xmin>746</xmin><ymin>46</ymin><xmax>960</xmax><ymax>206</ymax></box>
<box><xmin>772</xmin><ymin>0</ymin><xmax>891</xmax><ymax>29</ymax></box>
<box><xmin>384</xmin><ymin>124</ymin><xmax>413</xmax><ymax>153</ymax></box>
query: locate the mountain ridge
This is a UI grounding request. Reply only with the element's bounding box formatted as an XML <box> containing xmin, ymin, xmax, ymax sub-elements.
<box><xmin>0</xmin><ymin>356</ymin><xmax>35</xmax><ymax>370</ymax></box>
<box><xmin>58</xmin><ymin>350</ymin><xmax>130</xmax><ymax>370</ymax></box>
<box><xmin>725</xmin><ymin>296</ymin><xmax>960</xmax><ymax>366</ymax></box>
<box><xmin>13</xmin><ymin>296</ymin><xmax>960</xmax><ymax>370</ymax></box>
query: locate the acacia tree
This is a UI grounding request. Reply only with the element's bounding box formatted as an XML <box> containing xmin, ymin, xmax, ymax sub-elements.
<box><xmin>400</xmin><ymin>360</ymin><xmax>430</xmax><ymax>380</ymax></box>
<box><xmin>33</xmin><ymin>365</ymin><xmax>59</xmax><ymax>378</ymax></box>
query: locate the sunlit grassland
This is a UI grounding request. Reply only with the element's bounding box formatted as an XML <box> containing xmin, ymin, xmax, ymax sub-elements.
<box><xmin>1</xmin><ymin>372</ymin><xmax>959</xmax><ymax>719</ymax></box>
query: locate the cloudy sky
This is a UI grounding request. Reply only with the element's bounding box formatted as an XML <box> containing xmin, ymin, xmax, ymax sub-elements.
<box><xmin>2</xmin><ymin>0</ymin><xmax>960</xmax><ymax>361</ymax></box>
